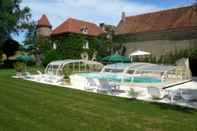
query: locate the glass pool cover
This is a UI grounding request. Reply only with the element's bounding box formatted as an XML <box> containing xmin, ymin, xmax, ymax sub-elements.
<box><xmin>79</xmin><ymin>72</ymin><xmax>161</xmax><ymax>83</ymax></box>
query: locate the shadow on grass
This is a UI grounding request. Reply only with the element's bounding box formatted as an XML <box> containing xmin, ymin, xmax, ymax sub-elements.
<box><xmin>150</xmin><ymin>102</ymin><xmax>197</xmax><ymax>114</ymax></box>
<box><xmin>124</xmin><ymin>98</ymin><xmax>197</xmax><ymax>114</ymax></box>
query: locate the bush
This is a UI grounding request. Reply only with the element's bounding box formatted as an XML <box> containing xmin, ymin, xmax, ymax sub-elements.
<box><xmin>135</xmin><ymin>47</ymin><xmax>197</xmax><ymax>65</ymax></box>
<box><xmin>42</xmin><ymin>50</ymin><xmax>64</xmax><ymax>66</ymax></box>
<box><xmin>3</xmin><ymin>60</ymin><xmax>16</xmax><ymax>68</ymax></box>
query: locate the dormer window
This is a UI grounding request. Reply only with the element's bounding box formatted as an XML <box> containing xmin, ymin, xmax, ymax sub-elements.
<box><xmin>80</xmin><ymin>26</ymin><xmax>88</xmax><ymax>34</ymax></box>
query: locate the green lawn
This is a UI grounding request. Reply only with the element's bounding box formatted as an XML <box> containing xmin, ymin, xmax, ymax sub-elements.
<box><xmin>0</xmin><ymin>69</ymin><xmax>197</xmax><ymax>131</ymax></box>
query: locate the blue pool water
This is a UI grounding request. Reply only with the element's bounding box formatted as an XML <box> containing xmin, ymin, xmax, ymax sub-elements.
<box><xmin>79</xmin><ymin>73</ymin><xmax>161</xmax><ymax>83</ymax></box>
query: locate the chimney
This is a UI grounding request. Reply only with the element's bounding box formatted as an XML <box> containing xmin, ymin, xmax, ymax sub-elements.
<box><xmin>121</xmin><ymin>12</ymin><xmax>126</xmax><ymax>22</ymax></box>
<box><xmin>99</xmin><ymin>23</ymin><xmax>106</xmax><ymax>32</ymax></box>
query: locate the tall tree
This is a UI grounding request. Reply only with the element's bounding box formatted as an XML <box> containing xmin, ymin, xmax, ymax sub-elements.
<box><xmin>2</xmin><ymin>38</ymin><xmax>20</xmax><ymax>59</ymax></box>
<box><xmin>0</xmin><ymin>0</ymin><xmax>31</xmax><ymax>45</ymax></box>
<box><xmin>23</xmin><ymin>22</ymin><xmax>37</xmax><ymax>47</ymax></box>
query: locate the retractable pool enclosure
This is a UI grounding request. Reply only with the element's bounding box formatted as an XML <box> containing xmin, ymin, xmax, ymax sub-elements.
<box><xmin>45</xmin><ymin>60</ymin><xmax>103</xmax><ymax>77</ymax></box>
<box><xmin>101</xmin><ymin>63</ymin><xmax>191</xmax><ymax>83</ymax></box>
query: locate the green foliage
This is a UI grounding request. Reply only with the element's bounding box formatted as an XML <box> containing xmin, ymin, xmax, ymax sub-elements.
<box><xmin>37</xmin><ymin>38</ymin><xmax>59</xmax><ymax>66</ymax></box>
<box><xmin>23</xmin><ymin>22</ymin><xmax>37</xmax><ymax>47</ymax></box>
<box><xmin>0</xmin><ymin>0</ymin><xmax>31</xmax><ymax>44</ymax></box>
<box><xmin>0</xmin><ymin>50</ymin><xmax>3</xmax><ymax>61</ymax></box>
<box><xmin>135</xmin><ymin>48</ymin><xmax>197</xmax><ymax>64</ymax></box>
<box><xmin>2</xmin><ymin>39</ymin><xmax>20</xmax><ymax>59</ymax></box>
<box><xmin>51</xmin><ymin>34</ymin><xmax>86</xmax><ymax>59</ymax></box>
<box><xmin>94</xmin><ymin>35</ymin><xmax>113</xmax><ymax>59</ymax></box>
<box><xmin>43</xmin><ymin>50</ymin><xmax>63</xmax><ymax>66</ymax></box>
<box><xmin>1</xmin><ymin>69</ymin><xmax>197</xmax><ymax>131</ymax></box>
<box><xmin>38</xmin><ymin>33</ymin><xmax>112</xmax><ymax>66</ymax></box>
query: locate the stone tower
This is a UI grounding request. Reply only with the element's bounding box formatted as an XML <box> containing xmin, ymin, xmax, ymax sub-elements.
<box><xmin>37</xmin><ymin>14</ymin><xmax>52</xmax><ymax>37</ymax></box>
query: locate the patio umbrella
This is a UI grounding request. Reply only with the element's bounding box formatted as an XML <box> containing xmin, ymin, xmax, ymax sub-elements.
<box><xmin>129</xmin><ymin>50</ymin><xmax>151</xmax><ymax>56</ymax></box>
<box><xmin>129</xmin><ymin>50</ymin><xmax>151</xmax><ymax>62</ymax></box>
<box><xmin>102</xmin><ymin>54</ymin><xmax>131</xmax><ymax>63</ymax></box>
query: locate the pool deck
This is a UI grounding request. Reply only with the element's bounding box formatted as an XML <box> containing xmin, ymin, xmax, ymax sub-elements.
<box><xmin>13</xmin><ymin>75</ymin><xmax>197</xmax><ymax>109</ymax></box>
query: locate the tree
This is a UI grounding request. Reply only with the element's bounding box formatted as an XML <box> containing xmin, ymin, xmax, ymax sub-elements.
<box><xmin>0</xmin><ymin>0</ymin><xmax>31</xmax><ymax>46</ymax></box>
<box><xmin>2</xmin><ymin>39</ymin><xmax>20</xmax><ymax>59</ymax></box>
<box><xmin>23</xmin><ymin>22</ymin><xmax>37</xmax><ymax>47</ymax></box>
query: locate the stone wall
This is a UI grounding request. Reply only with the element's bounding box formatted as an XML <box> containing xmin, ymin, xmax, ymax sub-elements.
<box><xmin>115</xmin><ymin>28</ymin><xmax>197</xmax><ymax>43</ymax></box>
<box><xmin>124</xmin><ymin>39</ymin><xmax>197</xmax><ymax>57</ymax></box>
<box><xmin>37</xmin><ymin>27</ymin><xmax>51</xmax><ymax>37</ymax></box>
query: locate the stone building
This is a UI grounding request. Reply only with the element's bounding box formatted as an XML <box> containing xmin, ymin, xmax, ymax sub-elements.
<box><xmin>37</xmin><ymin>14</ymin><xmax>52</xmax><ymax>37</ymax></box>
<box><xmin>37</xmin><ymin>15</ymin><xmax>104</xmax><ymax>38</ymax></box>
<box><xmin>52</xmin><ymin>18</ymin><xmax>104</xmax><ymax>37</ymax></box>
<box><xmin>37</xmin><ymin>16</ymin><xmax>104</xmax><ymax>49</ymax></box>
<box><xmin>114</xmin><ymin>6</ymin><xmax>197</xmax><ymax>57</ymax></box>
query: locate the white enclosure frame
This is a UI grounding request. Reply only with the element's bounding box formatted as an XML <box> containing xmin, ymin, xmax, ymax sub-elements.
<box><xmin>45</xmin><ymin>59</ymin><xmax>103</xmax><ymax>76</ymax></box>
<box><xmin>101</xmin><ymin>63</ymin><xmax>191</xmax><ymax>83</ymax></box>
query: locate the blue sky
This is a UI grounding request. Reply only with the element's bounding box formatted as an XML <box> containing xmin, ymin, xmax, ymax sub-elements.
<box><xmin>14</xmin><ymin>0</ymin><xmax>195</xmax><ymax>43</ymax></box>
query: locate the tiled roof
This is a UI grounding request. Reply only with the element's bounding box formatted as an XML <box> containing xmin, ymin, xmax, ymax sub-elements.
<box><xmin>115</xmin><ymin>6</ymin><xmax>197</xmax><ymax>35</ymax></box>
<box><xmin>52</xmin><ymin>18</ymin><xmax>104</xmax><ymax>36</ymax></box>
<box><xmin>37</xmin><ymin>14</ymin><xmax>52</xmax><ymax>28</ymax></box>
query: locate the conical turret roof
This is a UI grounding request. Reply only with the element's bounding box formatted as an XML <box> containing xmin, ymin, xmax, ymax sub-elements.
<box><xmin>37</xmin><ymin>14</ymin><xmax>52</xmax><ymax>28</ymax></box>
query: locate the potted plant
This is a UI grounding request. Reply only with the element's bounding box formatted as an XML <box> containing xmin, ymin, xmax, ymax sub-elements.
<box><xmin>13</xmin><ymin>62</ymin><xmax>25</xmax><ymax>77</ymax></box>
<box><xmin>127</xmin><ymin>88</ymin><xmax>139</xmax><ymax>99</ymax></box>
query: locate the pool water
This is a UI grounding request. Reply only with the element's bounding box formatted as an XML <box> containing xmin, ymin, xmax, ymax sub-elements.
<box><xmin>79</xmin><ymin>72</ymin><xmax>161</xmax><ymax>83</ymax></box>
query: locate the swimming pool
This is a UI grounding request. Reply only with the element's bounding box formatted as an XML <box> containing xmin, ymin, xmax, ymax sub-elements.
<box><xmin>78</xmin><ymin>72</ymin><xmax>161</xmax><ymax>83</ymax></box>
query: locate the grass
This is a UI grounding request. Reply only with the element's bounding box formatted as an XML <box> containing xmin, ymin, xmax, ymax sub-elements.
<box><xmin>0</xmin><ymin>69</ymin><xmax>197</xmax><ymax>131</ymax></box>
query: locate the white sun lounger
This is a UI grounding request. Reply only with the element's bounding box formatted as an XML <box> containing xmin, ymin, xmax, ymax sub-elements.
<box><xmin>84</xmin><ymin>78</ymin><xmax>97</xmax><ymax>91</ymax></box>
<box><xmin>148</xmin><ymin>87</ymin><xmax>168</xmax><ymax>99</ymax></box>
<box><xmin>93</xmin><ymin>79</ymin><xmax>112</xmax><ymax>93</ymax></box>
<box><xmin>180</xmin><ymin>89</ymin><xmax>197</xmax><ymax>101</ymax></box>
<box><xmin>42</xmin><ymin>75</ymin><xmax>63</xmax><ymax>83</ymax></box>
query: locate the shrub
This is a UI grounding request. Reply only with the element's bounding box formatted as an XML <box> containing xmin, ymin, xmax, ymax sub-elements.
<box><xmin>135</xmin><ymin>47</ymin><xmax>197</xmax><ymax>65</ymax></box>
<box><xmin>42</xmin><ymin>50</ymin><xmax>63</xmax><ymax>66</ymax></box>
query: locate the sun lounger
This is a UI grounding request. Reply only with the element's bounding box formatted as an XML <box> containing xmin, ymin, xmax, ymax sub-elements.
<box><xmin>23</xmin><ymin>72</ymin><xmax>34</xmax><ymax>79</ymax></box>
<box><xmin>93</xmin><ymin>79</ymin><xmax>112</xmax><ymax>93</ymax></box>
<box><xmin>84</xmin><ymin>78</ymin><xmax>97</xmax><ymax>91</ymax></box>
<box><xmin>148</xmin><ymin>87</ymin><xmax>168</xmax><ymax>99</ymax></box>
<box><xmin>180</xmin><ymin>89</ymin><xmax>197</xmax><ymax>101</ymax></box>
<box><xmin>70</xmin><ymin>75</ymin><xmax>89</xmax><ymax>89</ymax></box>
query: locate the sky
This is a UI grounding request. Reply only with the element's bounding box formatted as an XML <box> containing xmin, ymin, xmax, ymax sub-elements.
<box><xmin>14</xmin><ymin>0</ymin><xmax>196</xmax><ymax>43</ymax></box>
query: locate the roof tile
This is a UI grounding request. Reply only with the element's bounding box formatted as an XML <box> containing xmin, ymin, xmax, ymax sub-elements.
<box><xmin>52</xmin><ymin>18</ymin><xmax>104</xmax><ymax>36</ymax></box>
<box><xmin>37</xmin><ymin>14</ymin><xmax>52</xmax><ymax>28</ymax></box>
<box><xmin>115</xmin><ymin>6</ymin><xmax>197</xmax><ymax>35</ymax></box>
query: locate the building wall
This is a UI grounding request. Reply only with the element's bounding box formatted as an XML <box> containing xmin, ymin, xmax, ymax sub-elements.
<box><xmin>37</xmin><ymin>27</ymin><xmax>51</xmax><ymax>37</ymax></box>
<box><xmin>114</xmin><ymin>28</ymin><xmax>197</xmax><ymax>57</ymax></box>
<box><xmin>124</xmin><ymin>39</ymin><xmax>197</xmax><ymax>57</ymax></box>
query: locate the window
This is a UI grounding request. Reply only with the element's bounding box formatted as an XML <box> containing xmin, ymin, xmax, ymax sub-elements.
<box><xmin>83</xmin><ymin>40</ymin><xmax>89</xmax><ymax>49</ymax></box>
<box><xmin>53</xmin><ymin>43</ymin><xmax>57</xmax><ymax>50</ymax></box>
<box><xmin>80</xmin><ymin>26</ymin><xmax>88</xmax><ymax>34</ymax></box>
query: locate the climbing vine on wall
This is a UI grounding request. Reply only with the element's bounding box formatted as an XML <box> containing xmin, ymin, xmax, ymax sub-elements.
<box><xmin>38</xmin><ymin>34</ymin><xmax>112</xmax><ymax>65</ymax></box>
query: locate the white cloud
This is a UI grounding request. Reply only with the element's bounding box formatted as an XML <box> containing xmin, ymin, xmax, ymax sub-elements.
<box><xmin>21</xmin><ymin>0</ymin><xmax>162</xmax><ymax>28</ymax></box>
